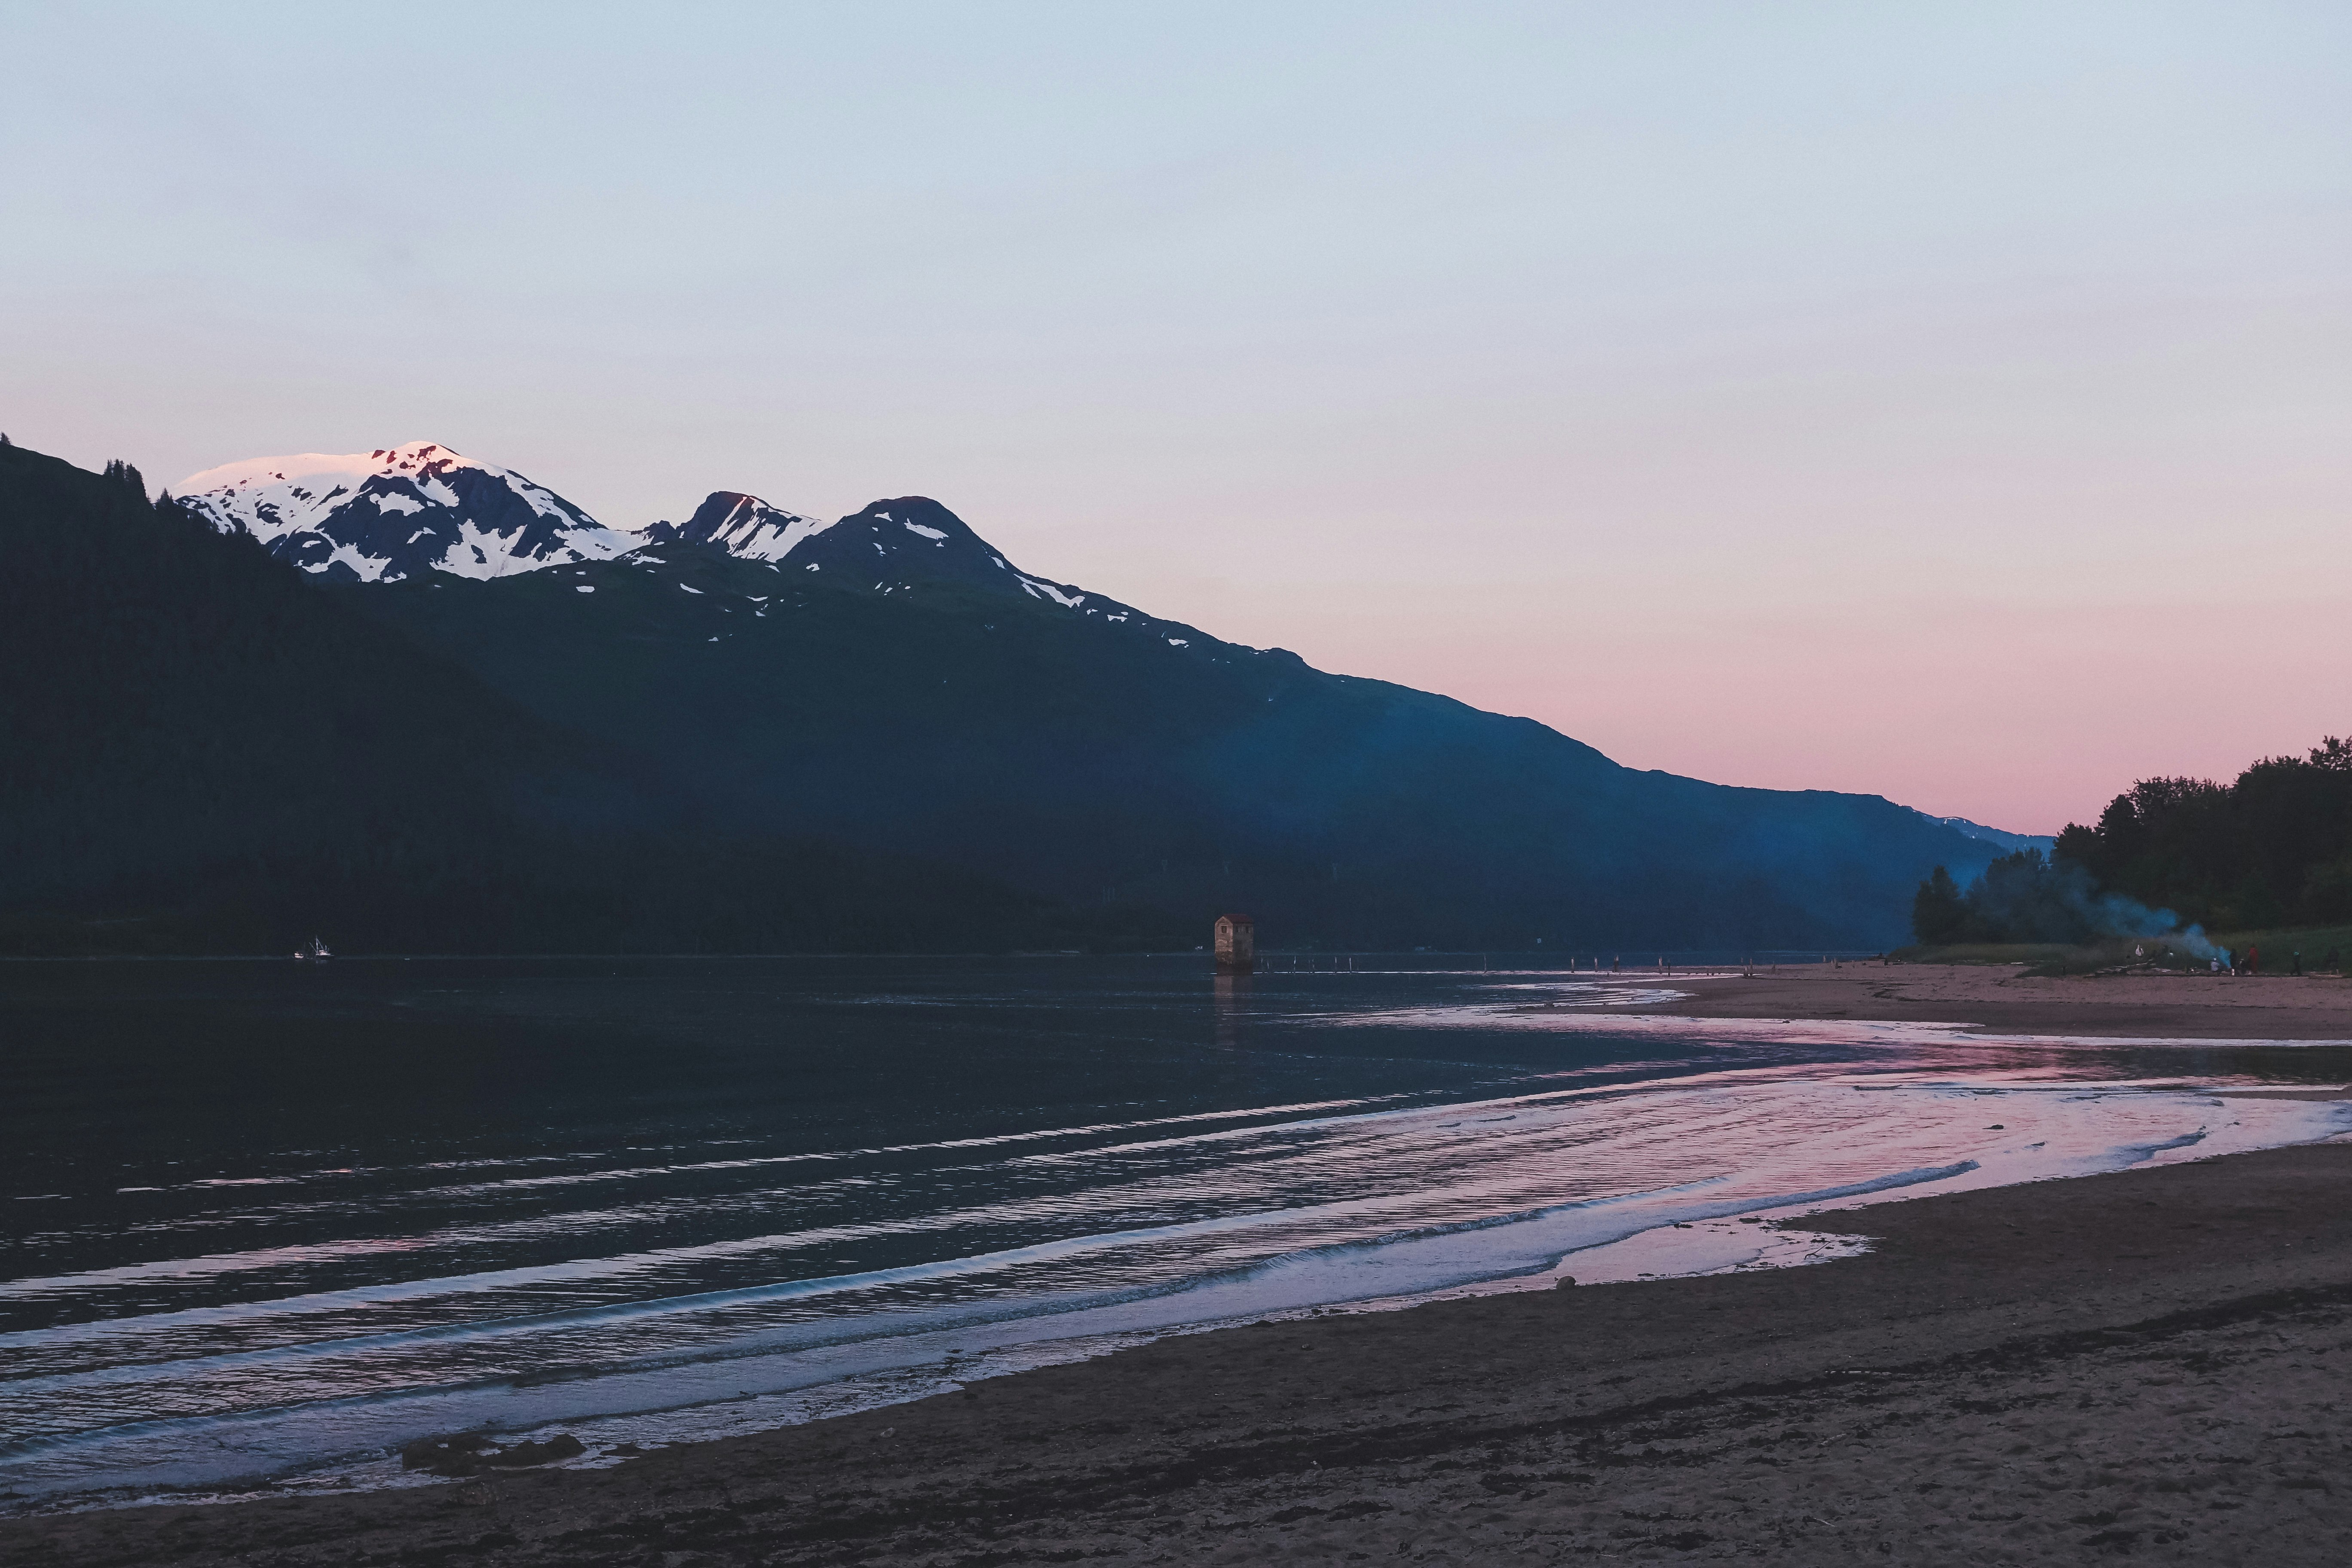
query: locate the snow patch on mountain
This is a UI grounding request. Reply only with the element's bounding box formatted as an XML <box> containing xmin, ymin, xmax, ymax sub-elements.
<box><xmin>176</xmin><ymin>441</ymin><xmax>637</xmax><ymax>583</ymax></box>
<box><xmin>175</xmin><ymin>446</ymin><xmax>1228</xmax><ymax>662</ymax></box>
<box><xmin>621</xmin><ymin>489</ymin><xmax>1248</xmax><ymax>666</ymax></box>
<box><xmin>655</xmin><ymin>491</ymin><xmax>1125</xmax><ymax>616</ymax></box>
<box><xmin>641</xmin><ymin>493</ymin><xmax>838</xmax><ymax>561</ymax></box>
<box><xmin>1911</xmin><ymin>811</ymin><xmax>2055</xmax><ymax>856</ymax></box>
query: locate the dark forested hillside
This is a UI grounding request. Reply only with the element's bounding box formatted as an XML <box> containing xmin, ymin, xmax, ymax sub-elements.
<box><xmin>344</xmin><ymin>534</ymin><xmax>1997</xmax><ymax>950</ymax></box>
<box><xmin>2052</xmin><ymin>740</ymin><xmax>2352</xmax><ymax>932</ymax></box>
<box><xmin>0</xmin><ymin>441</ymin><xmax>1138</xmax><ymax>954</ymax></box>
<box><xmin>6</xmin><ymin>438</ymin><xmax>2001</xmax><ymax>953</ymax></box>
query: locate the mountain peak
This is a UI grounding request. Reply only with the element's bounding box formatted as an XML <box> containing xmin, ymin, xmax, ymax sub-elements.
<box><xmin>793</xmin><ymin>496</ymin><xmax>1029</xmax><ymax>592</ymax></box>
<box><xmin>177</xmin><ymin>443</ymin><xmax>636</xmax><ymax>582</ymax></box>
<box><xmin>655</xmin><ymin>490</ymin><xmax>1112</xmax><ymax>612</ymax></box>
<box><xmin>642</xmin><ymin>491</ymin><xmax>834</xmax><ymax>561</ymax></box>
<box><xmin>176</xmin><ymin>440</ymin><xmax>1129</xmax><ymax>615</ymax></box>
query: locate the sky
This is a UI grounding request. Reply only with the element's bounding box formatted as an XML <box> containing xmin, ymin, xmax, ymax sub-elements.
<box><xmin>6</xmin><ymin>2</ymin><xmax>2348</xmax><ymax>834</ymax></box>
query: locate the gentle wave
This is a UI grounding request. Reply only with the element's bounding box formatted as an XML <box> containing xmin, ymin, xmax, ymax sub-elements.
<box><xmin>6</xmin><ymin>1066</ymin><xmax>2348</xmax><ymax>1503</ymax></box>
<box><xmin>9</xmin><ymin>960</ymin><xmax>2352</xmax><ymax>1510</ymax></box>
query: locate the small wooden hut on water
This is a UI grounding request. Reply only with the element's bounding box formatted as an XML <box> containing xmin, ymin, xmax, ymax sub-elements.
<box><xmin>1214</xmin><ymin>913</ymin><xmax>1256</xmax><ymax>975</ymax></box>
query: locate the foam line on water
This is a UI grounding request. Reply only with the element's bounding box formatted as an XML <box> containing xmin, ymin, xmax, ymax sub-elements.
<box><xmin>1330</xmin><ymin>1005</ymin><xmax>2352</xmax><ymax>1050</ymax></box>
<box><xmin>7</xmin><ymin>1078</ymin><xmax>2348</xmax><ymax>1505</ymax></box>
<box><xmin>0</xmin><ymin>1097</ymin><xmax>1466</xmax><ymax>1309</ymax></box>
<box><xmin>45</xmin><ymin>1094</ymin><xmax>1416</xmax><ymax>1208</ymax></box>
<box><xmin>0</xmin><ymin>1072</ymin><xmax>2305</xmax><ymax>1357</ymax></box>
<box><xmin>0</xmin><ymin>1158</ymin><xmax>1978</xmax><ymax>1478</ymax></box>
<box><xmin>0</xmin><ymin>1072</ymin><xmax>1762</xmax><ymax>1328</ymax></box>
<box><xmin>0</xmin><ymin>1133</ymin><xmax>1787</xmax><ymax>1386</ymax></box>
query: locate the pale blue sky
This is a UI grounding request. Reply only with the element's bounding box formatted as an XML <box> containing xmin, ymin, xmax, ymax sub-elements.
<box><xmin>7</xmin><ymin>2</ymin><xmax>2348</xmax><ymax>829</ymax></box>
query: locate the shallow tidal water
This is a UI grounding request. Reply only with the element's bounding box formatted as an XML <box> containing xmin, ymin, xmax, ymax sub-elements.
<box><xmin>3</xmin><ymin>956</ymin><xmax>2348</xmax><ymax>1508</ymax></box>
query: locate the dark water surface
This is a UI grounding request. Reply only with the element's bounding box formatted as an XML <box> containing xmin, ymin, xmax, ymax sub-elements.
<box><xmin>4</xmin><ymin>956</ymin><xmax>2347</xmax><ymax>1505</ymax></box>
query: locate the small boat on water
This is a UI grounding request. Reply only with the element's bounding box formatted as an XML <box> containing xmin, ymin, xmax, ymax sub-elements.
<box><xmin>292</xmin><ymin>937</ymin><xmax>332</xmax><ymax>962</ymax></box>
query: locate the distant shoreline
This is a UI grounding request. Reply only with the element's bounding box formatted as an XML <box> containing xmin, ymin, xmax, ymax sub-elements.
<box><xmin>1611</xmin><ymin>960</ymin><xmax>2352</xmax><ymax>1042</ymax></box>
<box><xmin>0</xmin><ymin>948</ymin><xmax>1887</xmax><ymax>965</ymax></box>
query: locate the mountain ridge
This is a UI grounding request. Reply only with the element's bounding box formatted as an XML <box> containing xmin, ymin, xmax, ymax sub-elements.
<box><xmin>0</xmin><ymin>439</ymin><xmax>1165</xmax><ymax>955</ymax></box>
<box><xmin>174</xmin><ymin>444</ymin><xmax>1149</xmax><ymax>623</ymax></box>
<box><xmin>131</xmin><ymin>436</ymin><xmax>2028</xmax><ymax>946</ymax></box>
<box><xmin>338</xmin><ymin>532</ymin><xmax>1997</xmax><ymax>947</ymax></box>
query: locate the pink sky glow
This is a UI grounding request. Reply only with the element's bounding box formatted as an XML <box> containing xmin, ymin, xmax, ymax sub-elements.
<box><xmin>7</xmin><ymin>5</ymin><xmax>2347</xmax><ymax>836</ymax></box>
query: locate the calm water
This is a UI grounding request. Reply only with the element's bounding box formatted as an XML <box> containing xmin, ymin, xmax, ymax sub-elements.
<box><xmin>4</xmin><ymin>956</ymin><xmax>2348</xmax><ymax>1506</ymax></box>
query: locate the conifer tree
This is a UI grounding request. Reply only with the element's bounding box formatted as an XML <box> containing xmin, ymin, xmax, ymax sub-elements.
<box><xmin>1910</xmin><ymin>865</ymin><xmax>1966</xmax><ymax>943</ymax></box>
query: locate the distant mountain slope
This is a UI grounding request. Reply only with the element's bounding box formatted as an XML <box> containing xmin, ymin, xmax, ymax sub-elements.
<box><xmin>146</xmin><ymin>437</ymin><xmax>2006</xmax><ymax>948</ymax></box>
<box><xmin>177</xmin><ymin>441</ymin><xmax>637</xmax><ymax>582</ymax></box>
<box><xmin>1914</xmin><ymin>812</ymin><xmax>2055</xmax><ymax>856</ymax></box>
<box><xmin>651</xmin><ymin>491</ymin><xmax>1135</xmax><ymax>610</ymax></box>
<box><xmin>0</xmin><ymin>441</ymin><xmax>1136</xmax><ymax>955</ymax></box>
<box><xmin>5</xmin><ymin>441</ymin><xmax>560</xmax><ymax>898</ymax></box>
<box><xmin>347</xmin><ymin>513</ymin><xmax>2003</xmax><ymax>949</ymax></box>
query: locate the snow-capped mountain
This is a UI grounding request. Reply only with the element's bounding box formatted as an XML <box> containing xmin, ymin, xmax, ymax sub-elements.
<box><xmin>18</xmin><ymin>430</ymin><xmax>2014</xmax><ymax>952</ymax></box>
<box><xmin>176</xmin><ymin>442</ymin><xmax>638</xmax><ymax>582</ymax></box>
<box><xmin>171</xmin><ymin>440</ymin><xmax>1122</xmax><ymax>616</ymax></box>
<box><xmin>650</xmin><ymin>491</ymin><xmax>1126</xmax><ymax>613</ymax></box>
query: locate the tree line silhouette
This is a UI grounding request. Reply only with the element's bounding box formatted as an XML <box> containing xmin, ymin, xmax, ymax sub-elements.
<box><xmin>1912</xmin><ymin>738</ymin><xmax>2352</xmax><ymax>943</ymax></box>
<box><xmin>0</xmin><ymin>437</ymin><xmax>1170</xmax><ymax>954</ymax></box>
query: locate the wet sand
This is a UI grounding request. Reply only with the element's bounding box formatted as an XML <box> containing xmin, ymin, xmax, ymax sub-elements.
<box><xmin>10</xmin><ymin>1141</ymin><xmax>2352</xmax><ymax>1566</ymax></box>
<box><xmin>1633</xmin><ymin>960</ymin><xmax>2352</xmax><ymax>1040</ymax></box>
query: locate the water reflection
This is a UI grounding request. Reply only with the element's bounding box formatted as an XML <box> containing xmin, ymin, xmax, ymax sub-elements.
<box><xmin>2</xmin><ymin>956</ymin><xmax>2346</xmax><ymax>1504</ymax></box>
<box><xmin>1212</xmin><ymin>973</ymin><xmax>1250</xmax><ymax>1050</ymax></box>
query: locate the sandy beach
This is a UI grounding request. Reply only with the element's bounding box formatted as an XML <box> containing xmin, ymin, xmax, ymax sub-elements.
<box><xmin>1629</xmin><ymin>960</ymin><xmax>2352</xmax><ymax>1041</ymax></box>
<box><xmin>9</xmin><ymin>971</ymin><xmax>2352</xmax><ymax>1566</ymax></box>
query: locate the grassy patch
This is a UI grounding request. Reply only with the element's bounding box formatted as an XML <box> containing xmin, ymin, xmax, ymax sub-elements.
<box><xmin>2021</xmin><ymin>941</ymin><xmax>2182</xmax><ymax>977</ymax></box>
<box><xmin>1899</xmin><ymin>930</ymin><xmax>2352</xmax><ymax>978</ymax></box>
<box><xmin>2202</xmin><ymin>925</ymin><xmax>2352</xmax><ymax>974</ymax></box>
